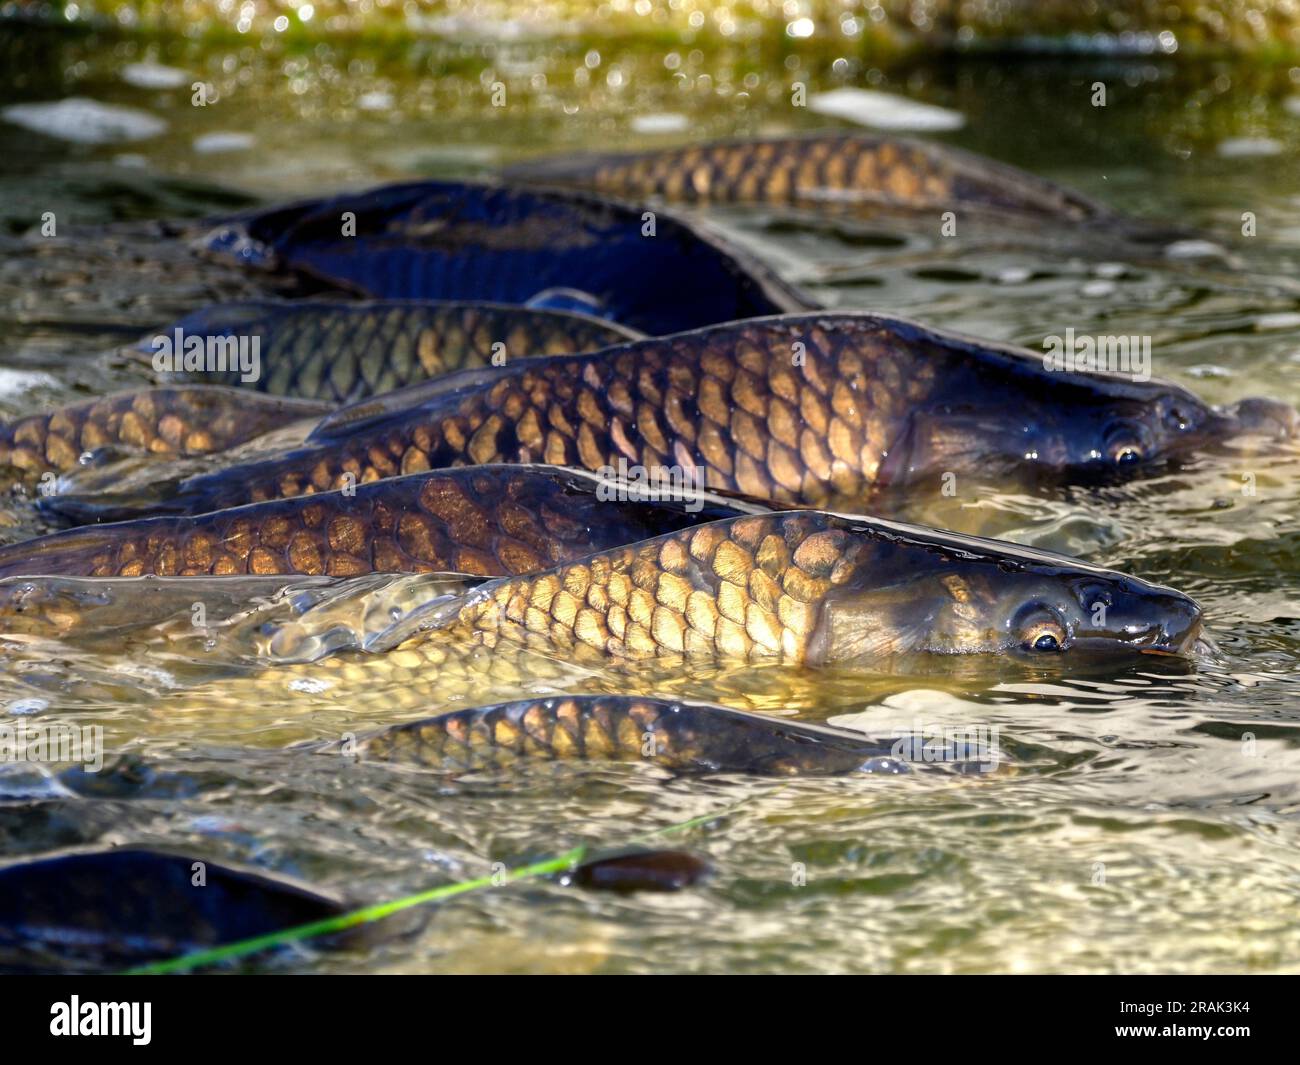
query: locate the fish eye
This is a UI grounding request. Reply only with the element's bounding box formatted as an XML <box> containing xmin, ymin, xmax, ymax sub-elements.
<box><xmin>1014</xmin><ymin>606</ymin><xmax>1069</xmax><ymax>652</ymax></box>
<box><xmin>1103</xmin><ymin>423</ymin><xmax>1146</xmax><ymax>465</ymax></box>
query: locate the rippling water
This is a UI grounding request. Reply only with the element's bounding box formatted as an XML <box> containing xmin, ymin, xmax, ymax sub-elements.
<box><xmin>1</xmin><ymin>22</ymin><xmax>1299</xmax><ymax>973</ymax></box>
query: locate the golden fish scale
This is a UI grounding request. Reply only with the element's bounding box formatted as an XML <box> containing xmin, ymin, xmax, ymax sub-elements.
<box><xmin>73</xmin><ymin>470</ymin><xmax>604</xmax><ymax>578</ymax></box>
<box><xmin>0</xmin><ymin>388</ymin><xmax>320</xmax><ymax>482</ymax></box>
<box><xmin>0</xmin><ymin>592</ymin><xmax>89</xmax><ymax>639</ymax></box>
<box><xmin>240</xmin><ymin>318</ymin><xmax>933</xmax><ymax>507</ymax></box>
<box><xmin>242</xmin><ymin>512</ymin><xmax>864</xmax><ymax>711</ymax></box>
<box><xmin>360</xmin><ymin>696</ymin><xmax>681</xmax><ymax>770</ymax></box>
<box><xmin>0</xmin><ymin>308</ymin><xmax>630</xmax><ymax>486</ymax></box>
<box><xmin>354</xmin><ymin>695</ymin><xmax>894</xmax><ymax>776</ymax></box>
<box><xmin>595</xmin><ymin>138</ymin><xmax>954</xmax><ymax>207</ymax></box>
<box><xmin>365</xmin><ymin>304</ymin><xmax>630</xmax><ymax>389</ymax></box>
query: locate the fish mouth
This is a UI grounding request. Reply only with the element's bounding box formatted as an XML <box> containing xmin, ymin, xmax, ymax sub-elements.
<box><xmin>1070</xmin><ymin>595</ymin><xmax>1205</xmax><ymax>659</ymax></box>
<box><xmin>1134</xmin><ymin>613</ymin><xmax>1206</xmax><ymax>658</ymax></box>
<box><xmin>1219</xmin><ymin>397</ymin><xmax>1299</xmax><ymax>441</ymax></box>
<box><xmin>1139</xmin><ymin>623</ymin><xmax>1218</xmax><ymax>661</ymax></box>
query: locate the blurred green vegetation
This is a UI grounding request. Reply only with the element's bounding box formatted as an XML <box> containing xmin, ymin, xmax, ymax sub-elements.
<box><xmin>1</xmin><ymin>1</ymin><xmax>1297</xmax><ymax>227</ymax></box>
<box><xmin>7</xmin><ymin>0</ymin><xmax>1300</xmax><ymax>59</ymax></box>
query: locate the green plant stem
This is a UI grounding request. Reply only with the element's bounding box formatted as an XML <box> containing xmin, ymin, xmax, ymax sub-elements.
<box><xmin>124</xmin><ymin>787</ymin><xmax>775</xmax><ymax>975</ymax></box>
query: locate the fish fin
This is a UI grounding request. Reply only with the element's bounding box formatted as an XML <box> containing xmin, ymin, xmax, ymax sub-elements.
<box><xmin>877</xmin><ymin>409</ymin><xmax>1024</xmax><ymax>487</ymax></box>
<box><xmin>816</xmin><ymin>593</ymin><xmax>939</xmax><ymax>662</ymax></box>
<box><xmin>523</xmin><ymin>287</ymin><xmax>610</xmax><ymax>319</ymax></box>
<box><xmin>256</xmin><ymin>571</ymin><xmax>492</xmax><ymax>663</ymax></box>
<box><xmin>37</xmin><ymin>414</ymin><xmax>322</xmax><ymax>525</ymax></box>
<box><xmin>202</xmin><ymin>181</ymin><xmax>813</xmax><ymax>334</ymax></box>
<box><xmin>135</xmin><ymin>300</ymin><xmax>291</xmax><ymax>352</ymax></box>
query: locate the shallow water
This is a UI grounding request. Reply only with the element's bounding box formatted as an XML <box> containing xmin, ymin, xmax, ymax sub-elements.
<box><xmin>1</xmin><ymin>22</ymin><xmax>1299</xmax><ymax>973</ymax></box>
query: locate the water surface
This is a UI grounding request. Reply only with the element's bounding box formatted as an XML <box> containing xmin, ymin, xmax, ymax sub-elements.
<box><xmin>1</xmin><ymin>23</ymin><xmax>1299</xmax><ymax>973</ymax></box>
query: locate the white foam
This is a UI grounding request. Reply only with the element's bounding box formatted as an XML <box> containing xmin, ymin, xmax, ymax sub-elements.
<box><xmin>193</xmin><ymin>131</ymin><xmax>255</xmax><ymax>154</ymax></box>
<box><xmin>2</xmin><ymin>98</ymin><xmax>166</xmax><ymax>144</ymax></box>
<box><xmin>1217</xmin><ymin>137</ymin><xmax>1283</xmax><ymax>158</ymax></box>
<box><xmin>121</xmin><ymin>62</ymin><xmax>189</xmax><ymax>90</ymax></box>
<box><xmin>288</xmin><ymin>677</ymin><xmax>333</xmax><ymax>694</ymax></box>
<box><xmin>0</xmin><ymin>368</ymin><xmax>60</xmax><ymax>397</ymax></box>
<box><xmin>808</xmin><ymin>88</ymin><xmax>964</xmax><ymax>131</ymax></box>
<box><xmin>1254</xmin><ymin>312</ymin><xmax>1300</xmax><ymax>331</ymax></box>
<box><xmin>356</xmin><ymin>91</ymin><xmax>395</xmax><ymax>112</ymax></box>
<box><xmin>1187</xmin><ymin>364</ymin><xmax>1233</xmax><ymax>379</ymax></box>
<box><xmin>631</xmin><ymin>112</ymin><xmax>689</xmax><ymax>135</ymax></box>
<box><xmin>1164</xmin><ymin>239</ymin><xmax>1228</xmax><ymax>260</ymax></box>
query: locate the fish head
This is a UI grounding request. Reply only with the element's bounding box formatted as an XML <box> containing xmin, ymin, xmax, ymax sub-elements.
<box><xmin>1059</xmin><ymin>385</ymin><xmax>1300</xmax><ymax>475</ymax></box>
<box><xmin>806</xmin><ymin>518</ymin><xmax>1204</xmax><ymax>663</ymax></box>
<box><xmin>877</xmin><ymin>329</ymin><xmax>1296</xmax><ymax>484</ymax></box>
<box><xmin>1213</xmin><ymin>395</ymin><xmax>1299</xmax><ymax>443</ymax></box>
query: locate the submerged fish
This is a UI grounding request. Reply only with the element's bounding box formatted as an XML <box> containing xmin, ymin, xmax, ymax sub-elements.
<box><xmin>503</xmin><ymin>132</ymin><xmax>1117</xmax><ymax>223</ymax></box>
<box><xmin>2</xmin><ymin>177</ymin><xmax>811</xmax><ymax>486</ymax></box>
<box><xmin>1</xmin><ymin>302</ymin><xmax>637</xmax><ymax>491</ymax></box>
<box><xmin>246</xmin><ymin>510</ymin><xmax>1204</xmax><ymax>710</ymax></box>
<box><xmin>357</xmin><ymin>695</ymin><xmax>905</xmax><ymax>776</ymax></box>
<box><xmin>0</xmin><ymin>465</ymin><xmax>763</xmax><ymax>580</ymax></box>
<box><xmin>568</xmin><ymin>849</ymin><xmax>713</xmax><ymax>893</ymax></box>
<box><xmin>0</xmin><ymin>386</ymin><xmax>328</xmax><ymax>486</ymax></box>
<box><xmin>0</xmin><ymin>847</ymin><xmax>376</xmax><ymax>973</ymax></box>
<box><xmin>77</xmin><ymin>312</ymin><xmax>1294</xmax><ymax>520</ymax></box>
<box><xmin>139</xmin><ymin>298</ymin><xmax>642</xmax><ymax>403</ymax></box>
<box><xmin>202</xmin><ymin>181</ymin><xmax>814</xmax><ymax>335</ymax></box>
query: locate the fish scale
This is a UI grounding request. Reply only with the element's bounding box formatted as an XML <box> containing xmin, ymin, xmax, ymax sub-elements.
<box><xmin>0</xmin><ymin>465</ymin><xmax>763</xmax><ymax>580</ymax></box>
<box><xmin>0</xmin><ymin>303</ymin><xmax>639</xmax><ymax>489</ymax></box>
<box><xmin>503</xmin><ymin>133</ymin><xmax>1111</xmax><ymax>220</ymax></box>
<box><xmin>161</xmin><ymin>300</ymin><xmax>641</xmax><ymax>403</ymax></box>
<box><xmin>238</xmin><ymin>512</ymin><xmax>876</xmax><ymax>711</ymax></box>
<box><xmin>198</xmin><ymin>506</ymin><xmax>1202</xmax><ymax>717</ymax></box>
<box><xmin>358</xmin><ymin>695</ymin><xmax>896</xmax><ymax>776</ymax></box>
<box><xmin>52</xmin><ymin>308</ymin><xmax>1287</xmax><ymax>527</ymax></box>
<box><xmin>0</xmin><ymin>387</ymin><xmax>330</xmax><ymax>485</ymax></box>
<box><xmin>143</xmin><ymin>314</ymin><xmax>935</xmax><ymax>515</ymax></box>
